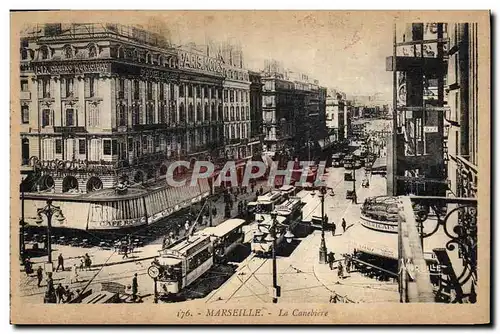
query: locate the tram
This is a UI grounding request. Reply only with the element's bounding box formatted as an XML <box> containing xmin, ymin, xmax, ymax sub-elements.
<box><xmin>153</xmin><ymin>234</ymin><xmax>214</xmax><ymax>294</ymax></box>
<box><xmin>246</xmin><ymin>190</ymin><xmax>284</xmax><ymax>219</ymax></box>
<box><xmin>278</xmin><ymin>185</ymin><xmax>298</xmax><ymax>200</ymax></box>
<box><xmin>251</xmin><ymin>197</ymin><xmax>303</xmax><ymax>257</ymax></box>
<box><xmin>200</xmin><ymin>218</ymin><xmax>247</xmax><ymax>262</ymax></box>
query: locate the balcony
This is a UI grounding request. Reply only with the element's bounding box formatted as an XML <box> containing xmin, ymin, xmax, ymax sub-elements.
<box><xmin>397</xmin><ymin>195</ymin><xmax>477</xmax><ymax>303</ymax></box>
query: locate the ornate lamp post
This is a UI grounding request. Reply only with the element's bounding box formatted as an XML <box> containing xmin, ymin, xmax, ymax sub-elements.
<box><xmin>34</xmin><ymin>200</ymin><xmax>65</xmax><ymax>265</ymax></box>
<box><xmin>256</xmin><ymin>210</ymin><xmax>295</xmax><ymax>303</ymax></box>
<box><xmin>318</xmin><ymin>187</ymin><xmax>328</xmax><ymax>264</ymax></box>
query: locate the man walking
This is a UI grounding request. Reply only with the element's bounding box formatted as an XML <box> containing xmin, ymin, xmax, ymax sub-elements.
<box><xmin>132</xmin><ymin>273</ymin><xmax>138</xmax><ymax>302</ymax></box>
<box><xmin>56</xmin><ymin>253</ymin><xmax>64</xmax><ymax>272</ymax></box>
<box><xmin>36</xmin><ymin>266</ymin><xmax>43</xmax><ymax>287</ymax></box>
<box><xmin>328</xmin><ymin>252</ymin><xmax>335</xmax><ymax>270</ymax></box>
<box><xmin>331</xmin><ymin>221</ymin><xmax>337</xmax><ymax>236</ymax></box>
<box><xmin>342</xmin><ymin>218</ymin><xmax>347</xmax><ymax>233</ymax></box>
<box><xmin>55</xmin><ymin>283</ymin><xmax>65</xmax><ymax>303</ymax></box>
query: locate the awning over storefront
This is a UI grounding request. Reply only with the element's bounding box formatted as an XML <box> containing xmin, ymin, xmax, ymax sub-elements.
<box><xmin>346</xmin><ymin>225</ymin><xmax>398</xmax><ymax>260</ymax></box>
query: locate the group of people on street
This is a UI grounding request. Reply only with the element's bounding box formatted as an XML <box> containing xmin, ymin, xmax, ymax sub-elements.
<box><xmin>327</xmin><ymin>252</ymin><xmax>352</xmax><ymax>280</ymax></box>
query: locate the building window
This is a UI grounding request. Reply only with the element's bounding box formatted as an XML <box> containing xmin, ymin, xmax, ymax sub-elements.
<box><xmin>188</xmin><ymin>85</ymin><xmax>193</xmax><ymax>98</ymax></box>
<box><xmin>118</xmin><ymin>47</ymin><xmax>124</xmax><ymax>59</ymax></box>
<box><xmin>112</xmin><ymin>140</ymin><xmax>118</xmax><ymax>155</ymax></box>
<box><xmin>196</xmin><ymin>103</ymin><xmax>202</xmax><ymax>121</ymax></box>
<box><xmin>246</xmin><ymin>91</ymin><xmax>249</xmax><ymax>102</ymax></box>
<box><xmin>204</xmin><ymin>86</ymin><xmax>208</xmax><ymax>97</ymax></box>
<box><xmin>65</xmin><ymin>109</ymin><xmax>75</xmax><ymax>126</ymax></box>
<box><xmin>88</xmin><ymin>45</ymin><xmax>97</xmax><ymax>58</ymax></box>
<box><xmin>230</xmin><ymin>106</ymin><xmax>235</xmax><ymax>121</ymax></box>
<box><xmin>146</xmin><ymin>104</ymin><xmax>154</xmax><ymax>124</ymax></box>
<box><xmin>42</xmin><ymin>109</ymin><xmax>51</xmax><ymax>127</ymax></box>
<box><xmin>118</xmin><ymin>104</ymin><xmax>126</xmax><ymax>126</ymax></box>
<box><xmin>65</xmin><ymin>78</ymin><xmax>74</xmax><ymax>97</ymax></box>
<box><xmin>211</xmin><ymin>103</ymin><xmax>216</xmax><ymax>121</ymax></box>
<box><xmin>21</xmin><ymin>105</ymin><xmax>29</xmax><ymax>124</ymax></box>
<box><xmin>204</xmin><ymin>103</ymin><xmax>209</xmax><ymax>121</ymax></box>
<box><xmin>159</xmin><ymin>83</ymin><xmax>165</xmax><ymax>100</ymax></box>
<box><xmin>118</xmin><ymin>78</ymin><xmax>125</xmax><ymax>99</ymax></box>
<box><xmin>230</xmin><ymin>90</ymin><xmax>234</xmax><ymax>102</ymax></box>
<box><xmin>179</xmin><ymin>103</ymin><xmax>186</xmax><ymax>123</ymax></box>
<box><xmin>224</xmin><ymin>90</ymin><xmax>228</xmax><ymax>102</ymax></box>
<box><xmin>128</xmin><ymin>137</ymin><xmax>133</xmax><ymax>151</ymax></box>
<box><xmin>170</xmin><ymin>84</ymin><xmax>175</xmax><ymax>99</ymax></box>
<box><xmin>224</xmin><ymin>106</ymin><xmax>229</xmax><ymax>121</ymax></box>
<box><xmin>42</xmin><ymin>78</ymin><xmax>51</xmax><ymax>98</ymax></box>
<box><xmin>196</xmin><ymin>85</ymin><xmax>201</xmax><ymax>98</ymax></box>
<box><xmin>132</xmin><ymin>105</ymin><xmax>140</xmax><ymax>125</ymax></box>
<box><xmin>55</xmin><ymin>139</ymin><xmax>62</xmax><ymax>154</ymax></box>
<box><xmin>159</xmin><ymin>104</ymin><xmax>166</xmax><ymax>123</ymax></box>
<box><xmin>133</xmin><ymin>80</ymin><xmax>140</xmax><ymax>100</ymax></box>
<box><xmin>88</xmin><ymin>103</ymin><xmax>100</xmax><ymax>127</ymax></box>
<box><xmin>86</xmin><ymin>77</ymin><xmax>97</xmax><ymax>98</ymax></box>
<box><xmin>63</xmin><ymin>46</ymin><xmax>73</xmax><ymax>59</ymax></box>
<box><xmin>146</xmin><ymin>53</ymin><xmax>152</xmax><ymax>64</ymax></box>
<box><xmin>79</xmin><ymin>139</ymin><xmax>86</xmax><ymax>154</ymax></box>
<box><xmin>179</xmin><ymin>84</ymin><xmax>185</xmax><ymax>97</ymax></box>
<box><xmin>188</xmin><ymin>104</ymin><xmax>194</xmax><ymax>122</ymax></box>
<box><xmin>246</xmin><ymin>106</ymin><xmax>250</xmax><ymax>120</ymax></box>
<box><xmin>40</xmin><ymin>46</ymin><xmax>49</xmax><ymax>60</ymax></box>
<box><xmin>103</xmin><ymin>140</ymin><xmax>112</xmax><ymax>155</ymax></box>
<box><xmin>236</xmin><ymin>106</ymin><xmax>240</xmax><ymax>121</ymax></box>
<box><xmin>21</xmin><ymin>49</ymin><xmax>28</xmax><ymax>60</ymax></box>
<box><xmin>21</xmin><ymin>79</ymin><xmax>28</xmax><ymax>92</ymax></box>
<box><xmin>147</xmin><ymin>82</ymin><xmax>153</xmax><ymax>100</ymax></box>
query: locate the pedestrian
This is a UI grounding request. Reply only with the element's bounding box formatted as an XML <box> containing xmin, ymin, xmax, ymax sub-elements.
<box><xmin>56</xmin><ymin>253</ymin><xmax>64</xmax><ymax>272</ymax></box>
<box><xmin>251</xmin><ymin>182</ymin><xmax>255</xmax><ymax>193</ymax></box>
<box><xmin>342</xmin><ymin>218</ymin><xmax>347</xmax><ymax>233</ymax></box>
<box><xmin>70</xmin><ymin>263</ymin><xmax>79</xmax><ymax>283</ymax></box>
<box><xmin>337</xmin><ymin>261</ymin><xmax>344</xmax><ymax>279</ymax></box>
<box><xmin>79</xmin><ymin>258</ymin><xmax>85</xmax><ymax>270</ymax></box>
<box><xmin>259</xmin><ymin>186</ymin><xmax>264</xmax><ymax>196</ymax></box>
<box><xmin>331</xmin><ymin>221</ymin><xmax>336</xmax><ymax>236</ymax></box>
<box><xmin>345</xmin><ymin>256</ymin><xmax>351</xmax><ymax>274</ymax></box>
<box><xmin>24</xmin><ymin>257</ymin><xmax>33</xmax><ymax>275</ymax></box>
<box><xmin>328</xmin><ymin>252</ymin><xmax>335</xmax><ymax>270</ymax></box>
<box><xmin>184</xmin><ymin>220</ymin><xmax>190</xmax><ymax>233</ymax></box>
<box><xmin>36</xmin><ymin>266</ymin><xmax>43</xmax><ymax>287</ymax></box>
<box><xmin>64</xmin><ymin>285</ymin><xmax>73</xmax><ymax>303</ymax></box>
<box><xmin>122</xmin><ymin>244</ymin><xmax>129</xmax><ymax>259</ymax></box>
<box><xmin>132</xmin><ymin>273</ymin><xmax>138</xmax><ymax>302</ymax></box>
<box><xmin>55</xmin><ymin>283</ymin><xmax>65</xmax><ymax>303</ymax></box>
<box><xmin>84</xmin><ymin>253</ymin><xmax>92</xmax><ymax>270</ymax></box>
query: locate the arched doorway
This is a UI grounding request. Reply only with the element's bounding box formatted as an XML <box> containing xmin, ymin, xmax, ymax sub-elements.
<box><xmin>21</xmin><ymin>138</ymin><xmax>29</xmax><ymax>165</ymax></box>
<box><xmin>86</xmin><ymin>176</ymin><xmax>103</xmax><ymax>192</ymax></box>
<box><xmin>62</xmin><ymin>175</ymin><xmax>79</xmax><ymax>193</ymax></box>
<box><xmin>37</xmin><ymin>175</ymin><xmax>55</xmax><ymax>191</ymax></box>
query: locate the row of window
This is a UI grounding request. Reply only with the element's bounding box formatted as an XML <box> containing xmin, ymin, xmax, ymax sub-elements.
<box><xmin>224</xmin><ymin>123</ymin><xmax>251</xmax><ymax>139</ymax></box>
<box><xmin>24</xmin><ymin>77</ymin><xmax>98</xmax><ymax>99</ymax></box>
<box><xmin>22</xmin><ymin>44</ymin><xmax>98</xmax><ymax>61</ymax></box>
<box><xmin>223</xmin><ymin>106</ymin><xmax>251</xmax><ymax>121</ymax></box>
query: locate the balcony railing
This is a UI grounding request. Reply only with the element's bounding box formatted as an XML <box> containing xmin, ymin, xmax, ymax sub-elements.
<box><xmin>398</xmin><ymin>195</ymin><xmax>478</xmax><ymax>303</ymax></box>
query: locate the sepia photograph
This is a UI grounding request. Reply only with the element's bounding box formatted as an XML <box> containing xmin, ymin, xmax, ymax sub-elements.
<box><xmin>9</xmin><ymin>10</ymin><xmax>490</xmax><ymax>324</ymax></box>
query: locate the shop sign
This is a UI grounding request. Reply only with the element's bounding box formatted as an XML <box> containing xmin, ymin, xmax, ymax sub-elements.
<box><xmin>360</xmin><ymin>219</ymin><xmax>398</xmax><ymax>233</ymax></box>
<box><xmin>178</xmin><ymin>51</ymin><xmax>224</xmax><ymax>76</ymax></box>
<box><xmin>424</xmin><ymin>126</ymin><xmax>438</xmax><ymax>133</ymax></box>
<box><xmin>34</xmin><ymin>62</ymin><xmax>110</xmax><ymax>75</ymax></box>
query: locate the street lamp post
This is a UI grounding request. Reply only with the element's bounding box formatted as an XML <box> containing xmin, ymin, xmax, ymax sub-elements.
<box><xmin>35</xmin><ymin>200</ymin><xmax>65</xmax><ymax>265</ymax></box>
<box><xmin>257</xmin><ymin>210</ymin><xmax>295</xmax><ymax>303</ymax></box>
<box><xmin>318</xmin><ymin>187</ymin><xmax>328</xmax><ymax>264</ymax></box>
<box><xmin>20</xmin><ymin>181</ymin><xmax>26</xmax><ymax>261</ymax></box>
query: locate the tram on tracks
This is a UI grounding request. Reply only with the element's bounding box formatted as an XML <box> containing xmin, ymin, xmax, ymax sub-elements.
<box><xmin>246</xmin><ymin>190</ymin><xmax>285</xmax><ymax>219</ymax></box>
<box><xmin>200</xmin><ymin>218</ymin><xmax>247</xmax><ymax>262</ymax></box>
<box><xmin>150</xmin><ymin>217</ymin><xmax>249</xmax><ymax>295</ymax></box>
<box><xmin>152</xmin><ymin>234</ymin><xmax>214</xmax><ymax>295</ymax></box>
<box><xmin>251</xmin><ymin>197</ymin><xmax>304</xmax><ymax>257</ymax></box>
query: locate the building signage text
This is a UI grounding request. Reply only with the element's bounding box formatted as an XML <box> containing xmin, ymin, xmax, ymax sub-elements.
<box><xmin>361</xmin><ymin>220</ymin><xmax>398</xmax><ymax>233</ymax></box>
<box><xmin>34</xmin><ymin>62</ymin><xmax>110</xmax><ymax>75</ymax></box>
<box><xmin>178</xmin><ymin>51</ymin><xmax>225</xmax><ymax>77</ymax></box>
<box><xmin>140</xmin><ymin>68</ymin><xmax>179</xmax><ymax>82</ymax></box>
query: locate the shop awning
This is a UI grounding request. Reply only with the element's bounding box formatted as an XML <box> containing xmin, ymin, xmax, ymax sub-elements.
<box><xmin>346</xmin><ymin>224</ymin><xmax>398</xmax><ymax>260</ymax></box>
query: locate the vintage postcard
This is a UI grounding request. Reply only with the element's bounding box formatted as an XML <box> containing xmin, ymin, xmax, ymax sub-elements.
<box><xmin>10</xmin><ymin>10</ymin><xmax>490</xmax><ymax>324</ymax></box>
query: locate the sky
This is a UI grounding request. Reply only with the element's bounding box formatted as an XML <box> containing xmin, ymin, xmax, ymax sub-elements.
<box><xmin>148</xmin><ymin>12</ymin><xmax>394</xmax><ymax>102</ymax></box>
